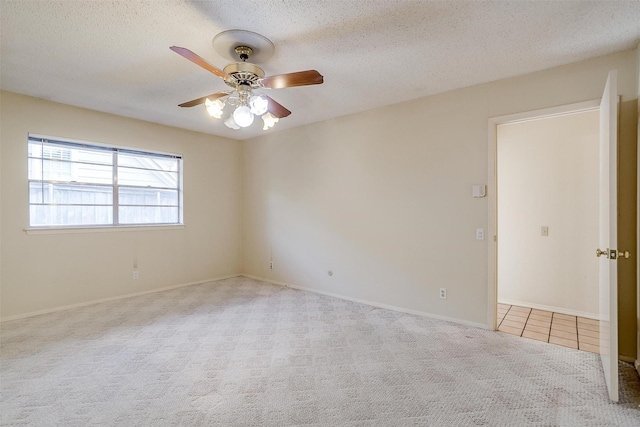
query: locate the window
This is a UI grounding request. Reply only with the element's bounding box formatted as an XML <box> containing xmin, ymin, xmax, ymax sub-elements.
<box><xmin>28</xmin><ymin>134</ymin><xmax>183</xmax><ymax>228</ymax></box>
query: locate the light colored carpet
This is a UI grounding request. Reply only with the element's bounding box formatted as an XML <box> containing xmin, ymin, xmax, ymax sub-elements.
<box><xmin>1</xmin><ymin>276</ymin><xmax>639</xmax><ymax>426</ymax></box>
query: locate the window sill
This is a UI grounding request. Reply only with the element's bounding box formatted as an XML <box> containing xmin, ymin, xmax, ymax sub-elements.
<box><xmin>24</xmin><ymin>224</ymin><xmax>184</xmax><ymax>235</ymax></box>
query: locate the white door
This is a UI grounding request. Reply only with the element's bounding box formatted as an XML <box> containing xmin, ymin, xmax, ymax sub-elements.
<box><xmin>597</xmin><ymin>70</ymin><xmax>619</xmax><ymax>402</ymax></box>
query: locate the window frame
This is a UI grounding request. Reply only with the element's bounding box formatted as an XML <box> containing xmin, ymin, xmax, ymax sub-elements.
<box><xmin>27</xmin><ymin>133</ymin><xmax>184</xmax><ymax>230</ymax></box>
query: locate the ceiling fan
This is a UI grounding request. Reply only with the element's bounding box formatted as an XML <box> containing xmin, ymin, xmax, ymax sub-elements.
<box><xmin>171</xmin><ymin>30</ymin><xmax>323</xmax><ymax>130</ymax></box>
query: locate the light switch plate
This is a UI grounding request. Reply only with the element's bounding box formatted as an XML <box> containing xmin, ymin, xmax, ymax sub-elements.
<box><xmin>472</xmin><ymin>185</ymin><xmax>486</xmax><ymax>198</ymax></box>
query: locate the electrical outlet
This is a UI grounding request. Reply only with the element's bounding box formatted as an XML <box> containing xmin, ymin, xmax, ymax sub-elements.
<box><xmin>439</xmin><ymin>288</ymin><xmax>447</xmax><ymax>299</ymax></box>
<box><xmin>132</xmin><ymin>270</ymin><xmax>139</xmax><ymax>280</ymax></box>
<box><xmin>269</xmin><ymin>262</ymin><xmax>273</xmax><ymax>270</ymax></box>
<box><xmin>476</xmin><ymin>228</ymin><xmax>485</xmax><ymax>240</ymax></box>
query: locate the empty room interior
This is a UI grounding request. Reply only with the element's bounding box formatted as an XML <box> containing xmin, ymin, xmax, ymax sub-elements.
<box><xmin>2</xmin><ymin>1</ymin><xmax>640</xmax><ymax>425</ymax></box>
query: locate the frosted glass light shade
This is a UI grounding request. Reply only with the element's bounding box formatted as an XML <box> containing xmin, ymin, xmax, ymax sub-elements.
<box><xmin>205</xmin><ymin>98</ymin><xmax>224</xmax><ymax>118</ymax></box>
<box><xmin>233</xmin><ymin>106</ymin><xmax>254</xmax><ymax>127</ymax></box>
<box><xmin>224</xmin><ymin>115</ymin><xmax>240</xmax><ymax>129</ymax></box>
<box><xmin>262</xmin><ymin>112</ymin><xmax>279</xmax><ymax>130</ymax></box>
<box><xmin>249</xmin><ymin>95</ymin><xmax>269</xmax><ymax>116</ymax></box>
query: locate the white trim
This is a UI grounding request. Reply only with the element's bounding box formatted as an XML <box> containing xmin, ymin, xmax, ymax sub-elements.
<box><xmin>25</xmin><ymin>224</ymin><xmax>185</xmax><ymax>235</ymax></box>
<box><xmin>489</xmin><ymin>99</ymin><xmax>600</xmax><ymax>125</ymax></box>
<box><xmin>0</xmin><ymin>274</ymin><xmax>241</xmax><ymax>322</ymax></box>
<box><xmin>487</xmin><ymin>99</ymin><xmax>601</xmax><ymax>332</ymax></box>
<box><xmin>487</xmin><ymin>120</ymin><xmax>498</xmax><ymax>330</ymax></box>
<box><xmin>242</xmin><ymin>274</ymin><xmax>489</xmax><ymax>330</ymax></box>
<box><xmin>498</xmin><ymin>298</ymin><xmax>600</xmax><ymax>320</ymax></box>
<box><xmin>619</xmin><ymin>355</ymin><xmax>635</xmax><ymax>364</ymax></box>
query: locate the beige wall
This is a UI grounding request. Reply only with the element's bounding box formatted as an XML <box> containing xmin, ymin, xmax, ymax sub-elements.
<box><xmin>243</xmin><ymin>49</ymin><xmax>638</xmax><ymax>357</ymax></box>
<box><xmin>497</xmin><ymin>111</ymin><xmax>599</xmax><ymax>317</ymax></box>
<box><xmin>0</xmin><ymin>91</ymin><xmax>243</xmax><ymax>319</ymax></box>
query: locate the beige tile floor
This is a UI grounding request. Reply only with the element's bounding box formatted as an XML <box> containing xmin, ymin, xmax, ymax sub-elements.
<box><xmin>498</xmin><ymin>303</ymin><xmax>603</xmax><ymax>354</ymax></box>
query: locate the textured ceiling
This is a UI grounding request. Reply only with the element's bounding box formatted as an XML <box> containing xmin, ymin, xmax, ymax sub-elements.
<box><xmin>1</xmin><ymin>1</ymin><xmax>640</xmax><ymax>141</ymax></box>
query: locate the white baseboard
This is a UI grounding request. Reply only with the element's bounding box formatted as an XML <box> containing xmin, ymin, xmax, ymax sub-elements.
<box><xmin>0</xmin><ymin>274</ymin><xmax>241</xmax><ymax>322</ymax></box>
<box><xmin>619</xmin><ymin>355</ymin><xmax>636</xmax><ymax>364</ymax></box>
<box><xmin>498</xmin><ymin>298</ymin><xmax>599</xmax><ymax>320</ymax></box>
<box><xmin>242</xmin><ymin>274</ymin><xmax>489</xmax><ymax>330</ymax></box>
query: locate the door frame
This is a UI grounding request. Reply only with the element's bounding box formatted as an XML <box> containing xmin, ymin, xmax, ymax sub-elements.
<box><xmin>486</xmin><ymin>99</ymin><xmax>601</xmax><ymax>330</ymax></box>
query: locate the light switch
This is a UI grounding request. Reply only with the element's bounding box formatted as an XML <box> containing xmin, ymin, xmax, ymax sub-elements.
<box><xmin>541</xmin><ymin>226</ymin><xmax>549</xmax><ymax>237</ymax></box>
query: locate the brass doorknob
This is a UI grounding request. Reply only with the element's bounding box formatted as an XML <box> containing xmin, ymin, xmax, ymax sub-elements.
<box><xmin>596</xmin><ymin>248</ymin><xmax>609</xmax><ymax>258</ymax></box>
<box><xmin>618</xmin><ymin>250</ymin><xmax>631</xmax><ymax>259</ymax></box>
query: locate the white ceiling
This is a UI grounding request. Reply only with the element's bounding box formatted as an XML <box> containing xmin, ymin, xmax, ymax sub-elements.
<box><xmin>2</xmin><ymin>1</ymin><xmax>639</xmax><ymax>141</ymax></box>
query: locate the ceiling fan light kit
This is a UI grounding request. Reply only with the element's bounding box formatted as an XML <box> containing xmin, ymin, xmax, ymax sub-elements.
<box><xmin>171</xmin><ymin>30</ymin><xmax>323</xmax><ymax>131</ymax></box>
<box><xmin>249</xmin><ymin>95</ymin><xmax>269</xmax><ymax>116</ymax></box>
<box><xmin>261</xmin><ymin>112</ymin><xmax>279</xmax><ymax>130</ymax></box>
<box><xmin>204</xmin><ymin>98</ymin><xmax>224</xmax><ymax>118</ymax></box>
<box><xmin>224</xmin><ymin>115</ymin><xmax>240</xmax><ymax>130</ymax></box>
<box><xmin>233</xmin><ymin>105</ymin><xmax>254</xmax><ymax>127</ymax></box>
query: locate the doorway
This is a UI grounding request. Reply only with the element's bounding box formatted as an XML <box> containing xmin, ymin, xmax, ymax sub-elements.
<box><xmin>488</xmin><ymin>101</ymin><xmax>601</xmax><ymax>353</ymax></box>
<box><xmin>488</xmin><ymin>71</ymin><xmax>621</xmax><ymax>402</ymax></box>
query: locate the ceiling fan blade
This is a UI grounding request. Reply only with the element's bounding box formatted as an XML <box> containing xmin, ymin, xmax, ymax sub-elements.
<box><xmin>265</xmin><ymin>95</ymin><xmax>291</xmax><ymax>118</ymax></box>
<box><xmin>178</xmin><ymin>92</ymin><xmax>229</xmax><ymax>108</ymax></box>
<box><xmin>170</xmin><ymin>46</ymin><xmax>230</xmax><ymax>80</ymax></box>
<box><xmin>260</xmin><ymin>70</ymin><xmax>323</xmax><ymax>89</ymax></box>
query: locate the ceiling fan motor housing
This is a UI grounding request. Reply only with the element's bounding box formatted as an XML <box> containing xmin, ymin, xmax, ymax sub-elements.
<box><xmin>223</xmin><ymin>62</ymin><xmax>265</xmax><ymax>89</ymax></box>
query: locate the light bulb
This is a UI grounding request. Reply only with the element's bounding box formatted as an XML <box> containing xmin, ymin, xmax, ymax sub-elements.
<box><xmin>262</xmin><ymin>112</ymin><xmax>280</xmax><ymax>130</ymax></box>
<box><xmin>233</xmin><ymin>106</ymin><xmax>254</xmax><ymax>128</ymax></box>
<box><xmin>224</xmin><ymin>115</ymin><xmax>240</xmax><ymax>129</ymax></box>
<box><xmin>249</xmin><ymin>95</ymin><xmax>269</xmax><ymax>116</ymax></box>
<box><xmin>205</xmin><ymin>98</ymin><xmax>224</xmax><ymax>119</ymax></box>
